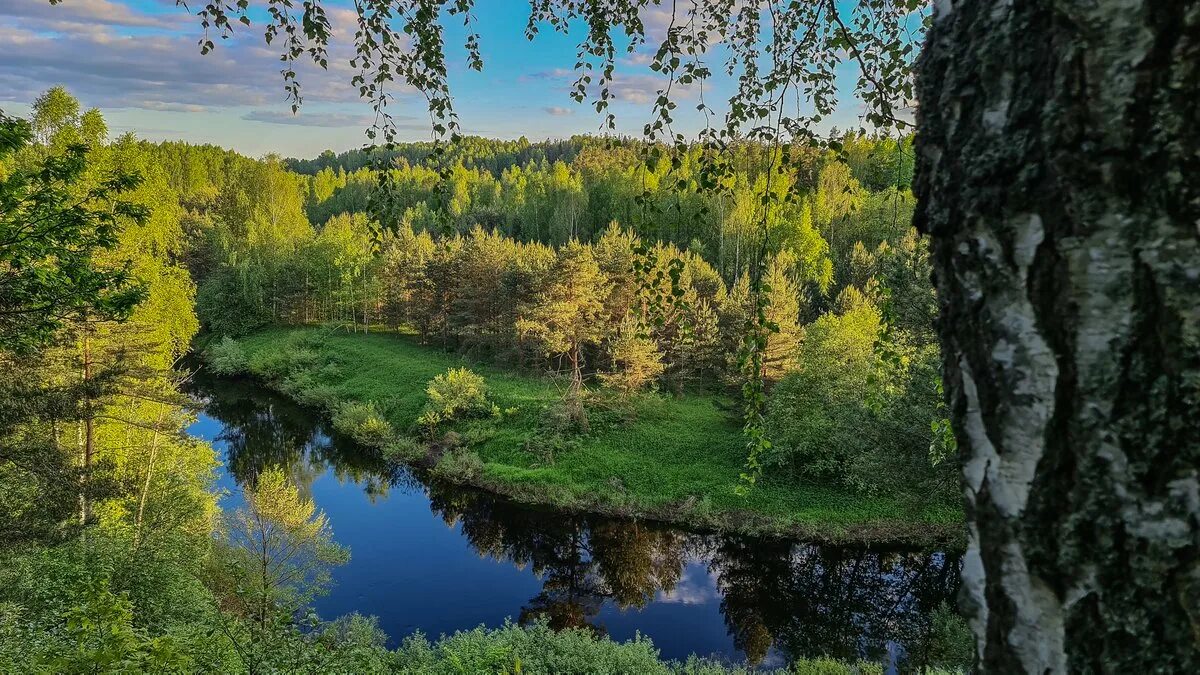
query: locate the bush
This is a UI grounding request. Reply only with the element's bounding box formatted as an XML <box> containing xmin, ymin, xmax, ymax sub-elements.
<box><xmin>392</xmin><ymin>620</ymin><xmax>671</xmax><ymax>675</ymax></box>
<box><xmin>927</xmin><ymin>603</ymin><xmax>974</xmax><ymax>672</ymax></box>
<box><xmin>417</xmin><ymin>368</ymin><xmax>496</xmax><ymax>433</ymax></box>
<box><xmin>249</xmin><ymin>346</ymin><xmax>320</xmax><ymax>382</ymax></box>
<box><xmin>331</xmin><ymin>401</ymin><xmax>395</xmax><ymax>449</ymax></box>
<box><xmin>382</xmin><ymin>437</ymin><xmax>425</xmax><ymax>463</ymax></box>
<box><xmin>431</xmin><ymin>448</ymin><xmax>484</xmax><ymax>482</ymax></box>
<box><xmin>765</xmin><ymin>304</ymin><xmax>959</xmax><ymax>508</ymax></box>
<box><xmin>205</xmin><ymin>337</ymin><xmax>247</xmax><ymax>376</ymax></box>
<box><xmin>764</xmin><ymin>303</ymin><xmax>883</xmax><ymax>479</ymax></box>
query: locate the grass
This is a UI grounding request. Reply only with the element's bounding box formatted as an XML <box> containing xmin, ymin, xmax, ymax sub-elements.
<box><xmin>231</xmin><ymin>326</ymin><xmax>963</xmax><ymax>545</ymax></box>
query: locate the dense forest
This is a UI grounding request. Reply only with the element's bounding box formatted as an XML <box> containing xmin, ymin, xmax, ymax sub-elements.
<box><xmin>0</xmin><ymin>88</ymin><xmax>962</xmax><ymax>671</ymax></box>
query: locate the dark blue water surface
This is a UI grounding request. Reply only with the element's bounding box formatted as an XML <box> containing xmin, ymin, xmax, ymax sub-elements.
<box><xmin>186</xmin><ymin>373</ymin><xmax>960</xmax><ymax>669</ymax></box>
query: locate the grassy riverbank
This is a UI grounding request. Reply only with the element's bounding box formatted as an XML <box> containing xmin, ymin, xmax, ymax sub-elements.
<box><xmin>221</xmin><ymin>326</ymin><xmax>961</xmax><ymax>545</ymax></box>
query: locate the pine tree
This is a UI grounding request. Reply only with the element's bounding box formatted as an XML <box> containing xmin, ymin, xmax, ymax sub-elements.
<box><xmin>761</xmin><ymin>252</ymin><xmax>804</xmax><ymax>382</ymax></box>
<box><xmin>599</xmin><ymin>318</ymin><xmax>664</xmax><ymax>397</ymax></box>
<box><xmin>516</xmin><ymin>241</ymin><xmax>607</xmax><ymax>425</ymax></box>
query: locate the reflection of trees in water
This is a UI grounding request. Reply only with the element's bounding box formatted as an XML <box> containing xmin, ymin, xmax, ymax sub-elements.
<box><xmin>710</xmin><ymin>538</ymin><xmax>961</xmax><ymax>669</ymax></box>
<box><xmin>426</xmin><ymin>483</ymin><xmax>961</xmax><ymax>668</ymax></box>
<box><xmin>188</xmin><ymin>372</ymin><xmax>410</xmax><ymax>501</ymax></box>
<box><xmin>427</xmin><ymin>486</ymin><xmax>688</xmax><ymax>636</ymax></box>
<box><xmin>193</xmin><ymin>373</ymin><xmax>961</xmax><ymax>669</ymax></box>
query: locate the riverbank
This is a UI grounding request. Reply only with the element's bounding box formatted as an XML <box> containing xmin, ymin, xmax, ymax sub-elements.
<box><xmin>215</xmin><ymin>326</ymin><xmax>962</xmax><ymax>546</ymax></box>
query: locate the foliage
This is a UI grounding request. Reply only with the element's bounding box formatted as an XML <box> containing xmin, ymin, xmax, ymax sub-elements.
<box><xmin>206</xmin><ymin>336</ymin><xmax>248</xmax><ymax>375</ymax></box>
<box><xmin>218</xmin><ymin>467</ymin><xmax>349</xmax><ymax>633</ymax></box>
<box><xmin>417</xmin><ymin>367</ymin><xmax>496</xmax><ymax>433</ymax></box>
<box><xmin>432</xmin><ymin>447</ymin><xmax>486</xmax><ymax>483</ymax></box>
<box><xmin>332</xmin><ymin>400</ymin><xmax>396</xmax><ymax>449</ymax></box>
<box><xmin>50</xmin><ymin>578</ymin><xmax>187</xmax><ymax>672</ymax></box>
<box><xmin>927</xmin><ymin>602</ymin><xmax>975</xmax><ymax>672</ymax></box>
<box><xmin>0</xmin><ymin>111</ymin><xmax>144</xmax><ymax>353</ymax></box>
<box><xmin>599</xmin><ymin>318</ymin><xmax>665</xmax><ymax>396</ymax></box>
<box><xmin>237</xmin><ymin>328</ymin><xmax>962</xmax><ymax>540</ymax></box>
<box><xmin>765</xmin><ymin>301</ymin><xmax>885</xmax><ymax>478</ymax></box>
<box><xmin>383</xmin><ymin>436</ymin><xmax>425</xmax><ymax>463</ymax></box>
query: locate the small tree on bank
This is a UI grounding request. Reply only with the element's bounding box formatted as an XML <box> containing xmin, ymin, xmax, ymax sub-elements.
<box><xmin>517</xmin><ymin>241</ymin><xmax>607</xmax><ymax>427</ymax></box>
<box><xmin>599</xmin><ymin>318</ymin><xmax>665</xmax><ymax>397</ymax></box>
<box><xmin>218</xmin><ymin>467</ymin><xmax>348</xmax><ymax>670</ymax></box>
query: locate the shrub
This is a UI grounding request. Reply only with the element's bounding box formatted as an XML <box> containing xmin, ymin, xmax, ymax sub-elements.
<box><xmin>279</xmin><ymin>374</ymin><xmax>341</xmax><ymax>414</ymax></box>
<box><xmin>417</xmin><ymin>368</ymin><xmax>496</xmax><ymax>433</ymax></box>
<box><xmin>763</xmin><ymin>303</ymin><xmax>883</xmax><ymax>479</ymax></box>
<box><xmin>249</xmin><ymin>346</ymin><xmax>320</xmax><ymax>382</ymax></box>
<box><xmin>431</xmin><ymin>448</ymin><xmax>484</xmax><ymax>482</ymax></box>
<box><xmin>926</xmin><ymin>603</ymin><xmax>974</xmax><ymax>672</ymax></box>
<box><xmin>206</xmin><ymin>337</ymin><xmax>247</xmax><ymax>376</ymax></box>
<box><xmin>382</xmin><ymin>437</ymin><xmax>424</xmax><ymax>463</ymax></box>
<box><xmin>392</xmin><ymin>620</ymin><xmax>670</xmax><ymax>675</ymax></box>
<box><xmin>331</xmin><ymin>401</ymin><xmax>395</xmax><ymax>449</ymax></box>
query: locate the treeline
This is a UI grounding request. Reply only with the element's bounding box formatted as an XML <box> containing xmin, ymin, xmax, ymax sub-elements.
<box><xmin>286</xmin><ymin>135</ymin><xmax>585</xmax><ymax>175</ymax></box>
<box><xmin>298</xmin><ymin>134</ymin><xmax>914</xmax><ymax>271</ymax></box>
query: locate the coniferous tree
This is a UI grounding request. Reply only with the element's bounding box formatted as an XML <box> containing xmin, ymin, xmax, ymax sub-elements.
<box><xmin>516</xmin><ymin>241</ymin><xmax>607</xmax><ymax>425</ymax></box>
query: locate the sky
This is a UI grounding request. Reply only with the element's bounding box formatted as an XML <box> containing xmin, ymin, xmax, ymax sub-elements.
<box><xmin>0</xmin><ymin>0</ymin><xmax>878</xmax><ymax>159</ymax></box>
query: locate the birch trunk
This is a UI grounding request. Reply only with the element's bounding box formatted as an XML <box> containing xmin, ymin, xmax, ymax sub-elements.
<box><xmin>915</xmin><ymin>1</ymin><xmax>1200</xmax><ymax>670</ymax></box>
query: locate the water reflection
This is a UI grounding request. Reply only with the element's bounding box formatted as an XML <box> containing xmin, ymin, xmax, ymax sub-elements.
<box><xmin>187</xmin><ymin>370</ymin><xmax>960</xmax><ymax>669</ymax></box>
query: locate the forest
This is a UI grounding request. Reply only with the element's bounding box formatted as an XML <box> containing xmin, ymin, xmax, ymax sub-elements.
<box><xmin>4</xmin><ymin>0</ymin><xmax>1195</xmax><ymax>665</ymax></box>
<box><xmin>0</xmin><ymin>87</ymin><xmax>969</xmax><ymax>671</ymax></box>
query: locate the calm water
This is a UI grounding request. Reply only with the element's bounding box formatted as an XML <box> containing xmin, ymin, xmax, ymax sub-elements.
<box><xmin>186</xmin><ymin>371</ymin><xmax>960</xmax><ymax>669</ymax></box>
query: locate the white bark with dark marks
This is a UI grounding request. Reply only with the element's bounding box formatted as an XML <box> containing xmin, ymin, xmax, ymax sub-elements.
<box><xmin>915</xmin><ymin>0</ymin><xmax>1200</xmax><ymax>671</ymax></box>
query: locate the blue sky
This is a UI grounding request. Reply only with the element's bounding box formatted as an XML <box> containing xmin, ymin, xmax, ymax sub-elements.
<box><xmin>0</xmin><ymin>0</ymin><xmax>879</xmax><ymax>158</ymax></box>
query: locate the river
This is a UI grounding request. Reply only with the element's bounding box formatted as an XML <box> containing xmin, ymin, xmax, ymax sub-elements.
<box><xmin>185</xmin><ymin>370</ymin><xmax>961</xmax><ymax>670</ymax></box>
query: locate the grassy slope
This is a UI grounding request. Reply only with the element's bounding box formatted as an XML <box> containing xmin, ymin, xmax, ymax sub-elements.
<box><xmin>237</xmin><ymin>327</ymin><xmax>962</xmax><ymax>545</ymax></box>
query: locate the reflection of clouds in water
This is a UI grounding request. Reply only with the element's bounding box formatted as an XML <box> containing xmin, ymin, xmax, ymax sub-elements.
<box><xmin>758</xmin><ymin>647</ymin><xmax>789</xmax><ymax>669</ymax></box>
<box><xmin>656</xmin><ymin>563</ymin><xmax>718</xmax><ymax>605</ymax></box>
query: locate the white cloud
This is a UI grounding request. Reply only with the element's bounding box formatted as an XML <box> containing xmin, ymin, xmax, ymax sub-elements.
<box><xmin>543</xmin><ymin>106</ymin><xmax>573</xmax><ymax>116</ymax></box>
<box><xmin>0</xmin><ymin>0</ymin><xmax>184</xmax><ymax>30</ymax></box>
<box><xmin>655</xmin><ymin>566</ymin><xmax>719</xmax><ymax>605</ymax></box>
<box><xmin>0</xmin><ymin>0</ymin><xmax>403</xmax><ymax>116</ymax></box>
<box><xmin>242</xmin><ymin>109</ymin><xmax>374</xmax><ymax>127</ymax></box>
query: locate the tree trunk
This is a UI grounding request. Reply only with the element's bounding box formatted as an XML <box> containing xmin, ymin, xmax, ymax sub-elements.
<box><xmin>79</xmin><ymin>326</ymin><xmax>94</xmax><ymax>525</ymax></box>
<box><xmin>569</xmin><ymin>342</ymin><xmax>588</xmax><ymax>430</ymax></box>
<box><xmin>134</xmin><ymin>402</ymin><xmax>167</xmax><ymax>549</ymax></box>
<box><xmin>915</xmin><ymin>1</ymin><xmax>1199</xmax><ymax>671</ymax></box>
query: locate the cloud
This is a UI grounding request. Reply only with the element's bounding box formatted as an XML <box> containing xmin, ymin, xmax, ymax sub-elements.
<box><xmin>0</xmin><ymin>0</ymin><xmax>184</xmax><ymax>30</ymax></box>
<box><xmin>242</xmin><ymin>109</ymin><xmax>375</xmax><ymax>127</ymax></box>
<box><xmin>655</xmin><ymin>566</ymin><xmax>719</xmax><ymax>606</ymax></box>
<box><xmin>526</xmin><ymin>68</ymin><xmax>574</xmax><ymax>81</ymax></box>
<box><xmin>620</xmin><ymin>51</ymin><xmax>655</xmax><ymax>67</ymax></box>
<box><xmin>0</xmin><ymin>0</ymin><xmax>405</xmax><ymax>116</ymax></box>
<box><xmin>136</xmin><ymin>101</ymin><xmax>210</xmax><ymax>113</ymax></box>
<box><xmin>525</xmin><ymin>67</ymin><xmax>694</xmax><ymax>106</ymax></box>
<box><xmin>543</xmin><ymin>106</ymin><xmax>573</xmax><ymax>116</ymax></box>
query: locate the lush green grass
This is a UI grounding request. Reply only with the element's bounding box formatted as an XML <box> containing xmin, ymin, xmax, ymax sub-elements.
<box><xmin>232</xmin><ymin>326</ymin><xmax>962</xmax><ymax>544</ymax></box>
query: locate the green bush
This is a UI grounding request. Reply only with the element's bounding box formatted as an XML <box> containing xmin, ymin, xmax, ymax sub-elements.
<box><xmin>417</xmin><ymin>367</ymin><xmax>497</xmax><ymax>433</ymax></box>
<box><xmin>249</xmin><ymin>346</ymin><xmax>320</xmax><ymax>382</ymax></box>
<box><xmin>431</xmin><ymin>448</ymin><xmax>484</xmax><ymax>482</ymax></box>
<box><xmin>763</xmin><ymin>303</ymin><xmax>958</xmax><ymax>508</ymax></box>
<box><xmin>927</xmin><ymin>603</ymin><xmax>974</xmax><ymax>672</ymax></box>
<box><xmin>383</xmin><ymin>437</ymin><xmax>425</xmax><ymax>463</ymax></box>
<box><xmin>205</xmin><ymin>337</ymin><xmax>247</xmax><ymax>376</ymax></box>
<box><xmin>764</xmin><ymin>303</ymin><xmax>883</xmax><ymax>479</ymax></box>
<box><xmin>393</xmin><ymin>620</ymin><xmax>670</xmax><ymax>675</ymax></box>
<box><xmin>331</xmin><ymin>401</ymin><xmax>395</xmax><ymax>449</ymax></box>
